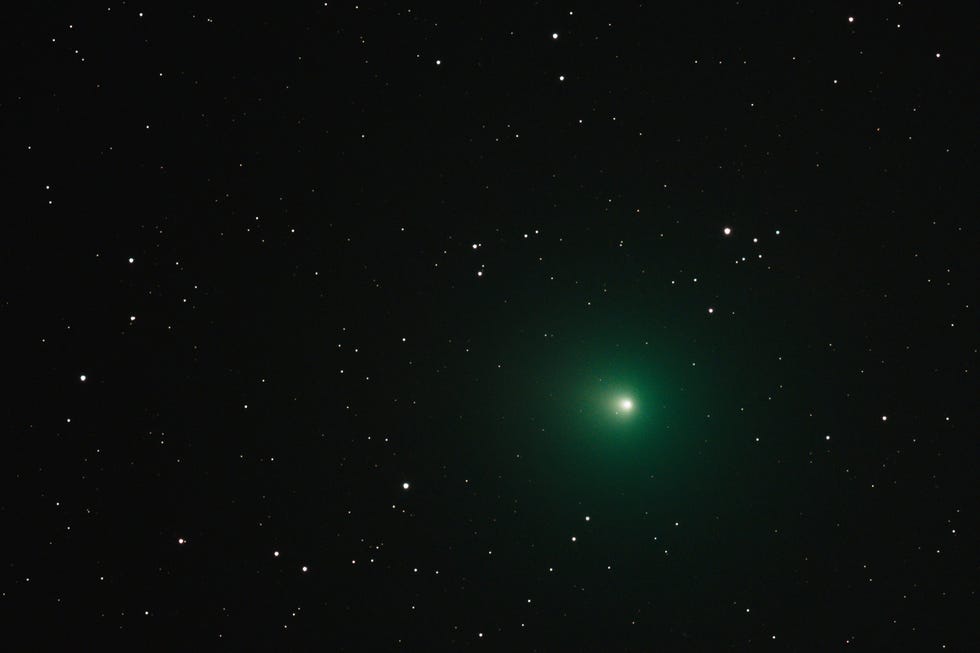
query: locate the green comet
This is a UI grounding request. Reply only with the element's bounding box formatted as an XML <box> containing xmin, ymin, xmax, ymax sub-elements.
<box><xmin>615</xmin><ymin>397</ymin><xmax>634</xmax><ymax>415</ymax></box>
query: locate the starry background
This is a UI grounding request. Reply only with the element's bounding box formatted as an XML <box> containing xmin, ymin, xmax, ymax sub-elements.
<box><xmin>5</xmin><ymin>2</ymin><xmax>977</xmax><ymax>650</ymax></box>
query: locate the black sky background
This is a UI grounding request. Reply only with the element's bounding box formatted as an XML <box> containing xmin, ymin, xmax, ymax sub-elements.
<box><xmin>4</xmin><ymin>2</ymin><xmax>977</xmax><ymax>650</ymax></box>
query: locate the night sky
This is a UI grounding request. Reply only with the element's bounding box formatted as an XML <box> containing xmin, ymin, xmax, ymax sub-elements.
<box><xmin>7</xmin><ymin>2</ymin><xmax>977</xmax><ymax>650</ymax></box>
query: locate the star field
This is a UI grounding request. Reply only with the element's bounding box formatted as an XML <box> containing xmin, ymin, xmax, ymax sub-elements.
<box><xmin>5</xmin><ymin>2</ymin><xmax>977</xmax><ymax>650</ymax></box>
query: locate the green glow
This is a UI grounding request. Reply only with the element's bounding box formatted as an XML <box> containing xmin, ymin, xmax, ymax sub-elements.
<box><xmin>614</xmin><ymin>397</ymin><xmax>634</xmax><ymax>415</ymax></box>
